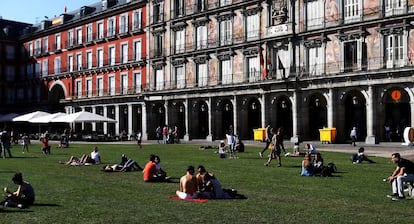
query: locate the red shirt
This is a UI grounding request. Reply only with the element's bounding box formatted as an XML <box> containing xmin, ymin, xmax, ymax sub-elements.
<box><xmin>143</xmin><ymin>161</ymin><xmax>157</xmax><ymax>181</ymax></box>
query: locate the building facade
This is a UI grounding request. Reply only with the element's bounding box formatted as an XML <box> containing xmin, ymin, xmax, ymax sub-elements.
<box><xmin>2</xmin><ymin>0</ymin><xmax>414</xmax><ymax>143</ymax></box>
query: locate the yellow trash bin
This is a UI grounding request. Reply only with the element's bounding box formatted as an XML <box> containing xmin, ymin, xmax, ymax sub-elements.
<box><xmin>319</xmin><ymin>128</ymin><xmax>337</xmax><ymax>144</ymax></box>
<box><xmin>254</xmin><ymin>128</ymin><xmax>266</xmax><ymax>142</ymax></box>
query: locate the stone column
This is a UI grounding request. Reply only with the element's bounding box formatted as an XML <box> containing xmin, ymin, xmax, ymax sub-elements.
<box><xmin>128</xmin><ymin>104</ymin><xmax>133</xmax><ymax>138</ymax></box>
<box><xmin>183</xmin><ymin>99</ymin><xmax>189</xmax><ymax>141</ymax></box>
<box><xmin>365</xmin><ymin>85</ymin><xmax>376</xmax><ymax>144</ymax></box>
<box><xmin>327</xmin><ymin>89</ymin><xmax>334</xmax><ymax>128</ymax></box>
<box><xmin>115</xmin><ymin>105</ymin><xmax>120</xmax><ymax>135</ymax></box>
<box><xmin>103</xmin><ymin>106</ymin><xmax>108</xmax><ymax>135</ymax></box>
<box><xmin>232</xmin><ymin>96</ymin><xmax>238</xmax><ymax>136</ymax></box>
<box><xmin>141</xmin><ymin>103</ymin><xmax>148</xmax><ymax>140</ymax></box>
<box><xmin>91</xmin><ymin>106</ymin><xmax>96</xmax><ymax>132</ymax></box>
<box><xmin>290</xmin><ymin>91</ymin><xmax>300</xmax><ymax>143</ymax></box>
<box><xmin>206</xmin><ymin>98</ymin><xmax>212</xmax><ymax>141</ymax></box>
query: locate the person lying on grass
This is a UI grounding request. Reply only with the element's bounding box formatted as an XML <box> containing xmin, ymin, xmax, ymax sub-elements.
<box><xmin>102</xmin><ymin>154</ymin><xmax>143</xmax><ymax>172</ymax></box>
<box><xmin>1</xmin><ymin>173</ymin><xmax>35</xmax><ymax>209</ymax></box>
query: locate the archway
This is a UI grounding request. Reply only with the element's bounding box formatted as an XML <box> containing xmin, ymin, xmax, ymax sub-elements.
<box><xmin>383</xmin><ymin>88</ymin><xmax>410</xmax><ymax>142</ymax></box>
<box><xmin>308</xmin><ymin>94</ymin><xmax>327</xmax><ymax>139</ymax></box>
<box><xmin>344</xmin><ymin>91</ymin><xmax>366</xmax><ymax>142</ymax></box>
<box><xmin>276</xmin><ymin>96</ymin><xmax>292</xmax><ymax>139</ymax></box>
<box><xmin>191</xmin><ymin>100</ymin><xmax>208</xmax><ymax>139</ymax></box>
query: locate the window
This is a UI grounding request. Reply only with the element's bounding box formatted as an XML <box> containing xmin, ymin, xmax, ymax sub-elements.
<box><xmin>197</xmin><ymin>0</ymin><xmax>207</xmax><ymax>12</ymax></box>
<box><xmin>35</xmin><ymin>62</ymin><xmax>41</xmax><ymax>78</ymax></box>
<box><xmin>6</xmin><ymin>65</ymin><xmax>15</xmax><ymax>81</ymax></box>
<box><xmin>175</xmin><ymin>29</ymin><xmax>185</xmax><ymax>53</ymax></box>
<box><xmin>86</xmin><ymin>23</ymin><xmax>93</xmax><ymax>42</ymax></box>
<box><xmin>385</xmin><ymin>0</ymin><xmax>406</xmax><ymax>16</ymax></box>
<box><xmin>28</xmin><ymin>42</ymin><xmax>33</xmax><ymax>56</ymax></box>
<box><xmin>109</xmin><ymin>76</ymin><xmax>116</xmax><ymax>95</ymax></box>
<box><xmin>97</xmin><ymin>21</ymin><xmax>104</xmax><ymax>39</ymax></box>
<box><xmin>97</xmin><ymin>49</ymin><xmax>104</xmax><ymax>67</ymax></box>
<box><xmin>134</xmin><ymin>39</ymin><xmax>142</xmax><ymax>61</ymax></box>
<box><xmin>153</xmin><ymin>2</ymin><xmax>164</xmax><ymax>23</ymax></box>
<box><xmin>134</xmin><ymin>71</ymin><xmax>142</xmax><ymax>93</ymax></box>
<box><xmin>76</xmin><ymin>27</ymin><xmax>83</xmax><ymax>45</ymax></box>
<box><xmin>155</xmin><ymin>69</ymin><xmax>164</xmax><ymax>90</ymax></box>
<box><xmin>97</xmin><ymin>77</ymin><xmax>104</xmax><ymax>96</ymax></box>
<box><xmin>220</xmin><ymin>19</ymin><xmax>232</xmax><ymax>46</ymax></box>
<box><xmin>76</xmin><ymin>80</ymin><xmax>82</xmax><ymax>98</ymax></box>
<box><xmin>109</xmin><ymin>46</ymin><xmax>116</xmax><ymax>65</ymax></box>
<box><xmin>54</xmin><ymin>57</ymin><xmax>61</xmax><ymax>74</ymax></box>
<box><xmin>43</xmin><ymin>37</ymin><xmax>48</xmax><ymax>54</ymax></box>
<box><xmin>6</xmin><ymin>45</ymin><xmax>15</xmax><ymax>59</ymax></box>
<box><xmin>42</xmin><ymin>60</ymin><xmax>48</xmax><ymax>77</ymax></box>
<box><xmin>220</xmin><ymin>0</ymin><xmax>231</xmax><ymax>7</ymax></box>
<box><xmin>68</xmin><ymin>30</ymin><xmax>74</xmax><ymax>47</ymax></box>
<box><xmin>246</xmin><ymin>14</ymin><xmax>259</xmax><ymax>41</ymax></box>
<box><xmin>119</xmin><ymin>14</ymin><xmax>128</xmax><ymax>34</ymax></box>
<box><xmin>174</xmin><ymin>0</ymin><xmax>184</xmax><ymax>17</ymax></box>
<box><xmin>132</xmin><ymin>10</ymin><xmax>142</xmax><ymax>30</ymax></box>
<box><xmin>121</xmin><ymin>43</ymin><xmax>128</xmax><ymax>63</ymax></box>
<box><xmin>76</xmin><ymin>53</ymin><xmax>82</xmax><ymax>70</ymax></box>
<box><xmin>248</xmin><ymin>56</ymin><xmax>260</xmax><ymax>82</ymax></box>
<box><xmin>108</xmin><ymin>17</ymin><xmax>116</xmax><ymax>37</ymax></box>
<box><xmin>34</xmin><ymin>39</ymin><xmax>41</xmax><ymax>55</ymax></box>
<box><xmin>68</xmin><ymin>55</ymin><xmax>74</xmax><ymax>72</ymax></box>
<box><xmin>121</xmin><ymin>73</ymin><xmax>128</xmax><ymax>94</ymax></box>
<box><xmin>86</xmin><ymin>79</ymin><xmax>92</xmax><ymax>97</ymax></box>
<box><xmin>55</xmin><ymin>34</ymin><xmax>61</xmax><ymax>51</ymax></box>
<box><xmin>343</xmin><ymin>41</ymin><xmax>357</xmax><ymax>72</ymax></box>
<box><xmin>306</xmin><ymin>0</ymin><xmax>324</xmax><ymax>29</ymax></box>
<box><xmin>153</xmin><ymin>34</ymin><xmax>164</xmax><ymax>57</ymax></box>
<box><xmin>197</xmin><ymin>63</ymin><xmax>208</xmax><ymax>87</ymax></box>
<box><xmin>221</xmin><ymin>59</ymin><xmax>232</xmax><ymax>84</ymax></box>
<box><xmin>385</xmin><ymin>33</ymin><xmax>405</xmax><ymax>68</ymax></box>
<box><xmin>344</xmin><ymin>0</ymin><xmax>360</xmax><ymax>23</ymax></box>
<box><xmin>175</xmin><ymin>66</ymin><xmax>185</xmax><ymax>88</ymax></box>
<box><xmin>196</xmin><ymin>25</ymin><xmax>207</xmax><ymax>50</ymax></box>
<box><xmin>86</xmin><ymin>51</ymin><xmax>93</xmax><ymax>69</ymax></box>
<box><xmin>307</xmin><ymin>47</ymin><xmax>323</xmax><ymax>76</ymax></box>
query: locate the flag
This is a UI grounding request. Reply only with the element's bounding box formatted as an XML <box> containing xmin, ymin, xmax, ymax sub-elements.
<box><xmin>259</xmin><ymin>45</ymin><xmax>264</xmax><ymax>74</ymax></box>
<box><xmin>262</xmin><ymin>45</ymin><xmax>270</xmax><ymax>80</ymax></box>
<box><xmin>278</xmin><ymin>56</ymin><xmax>286</xmax><ymax>79</ymax></box>
<box><xmin>64</xmin><ymin>6</ymin><xmax>67</xmax><ymax>13</ymax></box>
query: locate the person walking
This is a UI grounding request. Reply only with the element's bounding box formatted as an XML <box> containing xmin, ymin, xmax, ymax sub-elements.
<box><xmin>264</xmin><ymin>128</ymin><xmax>282</xmax><ymax>167</ymax></box>
<box><xmin>259</xmin><ymin>123</ymin><xmax>273</xmax><ymax>158</ymax></box>
<box><xmin>350</xmin><ymin>127</ymin><xmax>357</xmax><ymax>146</ymax></box>
<box><xmin>385</xmin><ymin>152</ymin><xmax>414</xmax><ymax>200</ymax></box>
<box><xmin>21</xmin><ymin>133</ymin><xmax>30</xmax><ymax>153</ymax></box>
<box><xmin>1</xmin><ymin>128</ymin><xmax>12</xmax><ymax>159</ymax></box>
<box><xmin>137</xmin><ymin>131</ymin><xmax>142</xmax><ymax>149</ymax></box>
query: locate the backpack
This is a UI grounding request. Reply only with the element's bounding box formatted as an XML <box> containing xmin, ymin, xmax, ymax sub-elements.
<box><xmin>321</xmin><ymin>162</ymin><xmax>337</xmax><ymax>177</ymax></box>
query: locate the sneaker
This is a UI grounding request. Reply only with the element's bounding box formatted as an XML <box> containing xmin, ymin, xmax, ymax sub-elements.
<box><xmin>284</xmin><ymin>153</ymin><xmax>290</xmax><ymax>157</ymax></box>
<box><xmin>259</xmin><ymin>152</ymin><xmax>263</xmax><ymax>158</ymax></box>
<box><xmin>277</xmin><ymin>163</ymin><xmax>282</xmax><ymax>167</ymax></box>
<box><xmin>264</xmin><ymin>163</ymin><xmax>269</xmax><ymax>166</ymax></box>
<box><xmin>387</xmin><ymin>193</ymin><xmax>398</xmax><ymax>198</ymax></box>
<box><xmin>392</xmin><ymin>196</ymin><xmax>405</xmax><ymax>201</ymax></box>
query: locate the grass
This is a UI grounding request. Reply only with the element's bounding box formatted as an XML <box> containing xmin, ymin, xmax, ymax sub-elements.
<box><xmin>0</xmin><ymin>142</ymin><xmax>413</xmax><ymax>224</ymax></box>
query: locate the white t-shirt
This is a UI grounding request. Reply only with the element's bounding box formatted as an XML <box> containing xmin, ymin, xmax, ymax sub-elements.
<box><xmin>91</xmin><ymin>151</ymin><xmax>101</xmax><ymax>164</ymax></box>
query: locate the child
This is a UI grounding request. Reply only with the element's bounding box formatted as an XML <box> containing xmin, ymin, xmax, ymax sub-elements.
<box><xmin>218</xmin><ymin>140</ymin><xmax>226</xmax><ymax>159</ymax></box>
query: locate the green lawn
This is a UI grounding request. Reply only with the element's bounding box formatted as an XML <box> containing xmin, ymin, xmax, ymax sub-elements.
<box><xmin>0</xmin><ymin>142</ymin><xmax>412</xmax><ymax>224</ymax></box>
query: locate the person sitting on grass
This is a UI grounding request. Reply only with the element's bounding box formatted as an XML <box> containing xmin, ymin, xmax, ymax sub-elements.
<box><xmin>301</xmin><ymin>153</ymin><xmax>313</xmax><ymax>176</ymax></box>
<box><xmin>143</xmin><ymin>154</ymin><xmax>169</xmax><ymax>182</ymax></box>
<box><xmin>218</xmin><ymin>140</ymin><xmax>227</xmax><ymax>159</ymax></box>
<box><xmin>312</xmin><ymin>152</ymin><xmax>324</xmax><ymax>174</ymax></box>
<box><xmin>350</xmin><ymin>147</ymin><xmax>375</xmax><ymax>164</ymax></box>
<box><xmin>176</xmin><ymin>165</ymin><xmax>198</xmax><ymax>199</ymax></box>
<box><xmin>1</xmin><ymin>173</ymin><xmax>35</xmax><ymax>209</ymax></box>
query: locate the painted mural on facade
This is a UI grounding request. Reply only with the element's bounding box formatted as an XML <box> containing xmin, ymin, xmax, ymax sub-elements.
<box><xmin>234</xmin><ymin>10</ymin><xmax>243</xmax><ymax>44</ymax></box>
<box><xmin>325</xmin><ymin>34</ymin><xmax>340</xmax><ymax>74</ymax></box>
<box><xmin>325</xmin><ymin>0</ymin><xmax>339</xmax><ymax>24</ymax></box>
<box><xmin>366</xmin><ymin>27</ymin><xmax>381</xmax><ymax>70</ymax></box>
<box><xmin>363</xmin><ymin>0</ymin><xmax>379</xmax><ymax>16</ymax></box>
<box><xmin>209</xmin><ymin>57</ymin><xmax>218</xmax><ymax>84</ymax></box>
<box><xmin>208</xmin><ymin>18</ymin><xmax>217</xmax><ymax>47</ymax></box>
<box><xmin>233</xmin><ymin>50</ymin><xmax>243</xmax><ymax>82</ymax></box>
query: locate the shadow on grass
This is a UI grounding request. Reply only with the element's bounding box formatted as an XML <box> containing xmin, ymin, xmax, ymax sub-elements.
<box><xmin>0</xmin><ymin>208</ymin><xmax>34</xmax><ymax>213</ymax></box>
<box><xmin>32</xmin><ymin>203</ymin><xmax>61</xmax><ymax>207</ymax></box>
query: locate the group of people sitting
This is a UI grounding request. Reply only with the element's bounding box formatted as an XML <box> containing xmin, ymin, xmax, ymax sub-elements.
<box><xmin>176</xmin><ymin>165</ymin><xmax>245</xmax><ymax>200</ymax></box>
